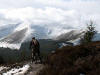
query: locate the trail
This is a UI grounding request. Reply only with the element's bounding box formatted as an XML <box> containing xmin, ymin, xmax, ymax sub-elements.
<box><xmin>27</xmin><ymin>62</ymin><xmax>43</xmax><ymax>75</ymax></box>
<box><xmin>0</xmin><ymin>62</ymin><xmax>43</xmax><ymax>75</ymax></box>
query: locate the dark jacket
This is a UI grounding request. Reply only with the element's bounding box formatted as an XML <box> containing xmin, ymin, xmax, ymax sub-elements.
<box><xmin>30</xmin><ymin>39</ymin><xmax>40</xmax><ymax>52</ymax></box>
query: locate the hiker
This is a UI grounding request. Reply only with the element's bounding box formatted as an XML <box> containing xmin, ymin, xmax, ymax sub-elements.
<box><xmin>29</xmin><ymin>37</ymin><xmax>42</xmax><ymax>63</ymax></box>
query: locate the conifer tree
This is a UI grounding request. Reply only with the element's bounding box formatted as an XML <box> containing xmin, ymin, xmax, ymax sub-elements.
<box><xmin>80</xmin><ymin>21</ymin><xmax>97</xmax><ymax>44</ymax></box>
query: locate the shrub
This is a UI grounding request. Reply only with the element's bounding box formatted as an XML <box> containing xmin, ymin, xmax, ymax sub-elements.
<box><xmin>0</xmin><ymin>56</ymin><xmax>4</xmax><ymax>64</ymax></box>
<box><xmin>38</xmin><ymin>41</ymin><xmax>100</xmax><ymax>75</ymax></box>
<box><xmin>80</xmin><ymin>21</ymin><xmax>97</xmax><ymax>44</ymax></box>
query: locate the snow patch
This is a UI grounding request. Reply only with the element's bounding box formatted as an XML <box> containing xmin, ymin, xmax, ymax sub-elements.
<box><xmin>0</xmin><ymin>66</ymin><xmax>7</xmax><ymax>71</ymax></box>
<box><xmin>0</xmin><ymin>42</ymin><xmax>21</xmax><ymax>49</ymax></box>
<box><xmin>68</xmin><ymin>38</ymin><xmax>81</xmax><ymax>46</ymax></box>
<box><xmin>59</xmin><ymin>43</ymin><xmax>69</xmax><ymax>48</ymax></box>
<box><xmin>3</xmin><ymin>64</ymin><xmax>30</xmax><ymax>75</ymax></box>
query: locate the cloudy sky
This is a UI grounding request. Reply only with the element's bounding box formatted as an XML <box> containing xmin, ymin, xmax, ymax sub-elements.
<box><xmin>0</xmin><ymin>0</ymin><xmax>100</xmax><ymax>38</ymax></box>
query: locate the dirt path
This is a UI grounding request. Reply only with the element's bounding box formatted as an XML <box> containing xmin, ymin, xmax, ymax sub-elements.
<box><xmin>27</xmin><ymin>62</ymin><xmax>43</xmax><ymax>75</ymax></box>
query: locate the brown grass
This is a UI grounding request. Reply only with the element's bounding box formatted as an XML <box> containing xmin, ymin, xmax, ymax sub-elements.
<box><xmin>38</xmin><ymin>41</ymin><xmax>100</xmax><ymax>75</ymax></box>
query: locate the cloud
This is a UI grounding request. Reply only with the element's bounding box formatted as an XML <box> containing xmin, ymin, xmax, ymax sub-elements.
<box><xmin>0</xmin><ymin>0</ymin><xmax>99</xmax><ymax>38</ymax></box>
<box><xmin>0</xmin><ymin>0</ymin><xmax>100</xmax><ymax>9</ymax></box>
<box><xmin>0</xmin><ymin>7</ymin><xmax>80</xmax><ymax>37</ymax></box>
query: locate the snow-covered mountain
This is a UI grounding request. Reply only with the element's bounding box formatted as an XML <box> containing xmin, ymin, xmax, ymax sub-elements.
<box><xmin>0</xmin><ymin>21</ymin><xmax>99</xmax><ymax>50</ymax></box>
<box><xmin>0</xmin><ymin>21</ymin><xmax>77</xmax><ymax>49</ymax></box>
<box><xmin>0</xmin><ymin>28</ymin><xmax>28</xmax><ymax>49</ymax></box>
<box><xmin>55</xmin><ymin>30</ymin><xmax>100</xmax><ymax>47</ymax></box>
<box><xmin>0</xmin><ymin>22</ymin><xmax>31</xmax><ymax>49</ymax></box>
<box><xmin>0</xmin><ymin>23</ymin><xmax>21</xmax><ymax>38</ymax></box>
<box><xmin>55</xmin><ymin>30</ymin><xmax>85</xmax><ymax>41</ymax></box>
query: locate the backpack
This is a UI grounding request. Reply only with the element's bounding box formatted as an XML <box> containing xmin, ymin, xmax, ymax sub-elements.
<box><xmin>33</xmin><ymin>39</ymin><xmax>39</xmax><ymax>46</ymax></box>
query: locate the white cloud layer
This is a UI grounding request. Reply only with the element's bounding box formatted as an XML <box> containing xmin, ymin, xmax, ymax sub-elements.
<box><xmin>0</xmin><ymin>0</ymin><xmax>100</xmax><ymax>38</ymax></box>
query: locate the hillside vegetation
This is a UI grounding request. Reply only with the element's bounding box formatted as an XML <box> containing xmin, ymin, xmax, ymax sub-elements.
<box><xmin>0</xmin><ymin>39</ymin><xmax>58</xmax><ymax>64</ymax></box>
<box><xmin>38</xmin><ymin>41</ymin><xmax>100</xmax><ymax>75</ymax></box>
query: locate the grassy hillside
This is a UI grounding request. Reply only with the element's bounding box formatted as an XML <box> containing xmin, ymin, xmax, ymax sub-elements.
<box><xmin>0</xmin><ymin>39</ymin><xmax>59</xmax><ymax>64</ymax></box>
<box><xmin>38</xmin><ymin>41</ymin><xmax>100</xmax><ymax>75</ymax></box>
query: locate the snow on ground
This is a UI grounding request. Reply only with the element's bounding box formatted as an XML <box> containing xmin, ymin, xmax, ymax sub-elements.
<box><xmin>0</xmin><ymin>66</ymin><xmax>7</xmax><ymax>72</ymax></box>
<box><xmin>0</xmin><ymin>64</ymin><xmax>30</xmax><ymax>75</ymax></box>
<box><xmin>0</xmin><ymin>62</ymin><xmax>43</xmax><ymax>75</ymax></box>
<box><xmin>68</xmin><ymin>38</ymin><xmax>80</xmax><ymax>46</ymax></box>
<box><xmin>59</xmin><ymin>43</ymin><xmax>70</xmax><ymax>48</ymax></box>
<box><xmin>58</xmin><ymin>39</ymin><xmax>81</xmax><ymax>48</ymax></box>
<box><xmin>0</xmin><ymin>42</ymin><xmax>21</xmax><ymax>50</ymax></box>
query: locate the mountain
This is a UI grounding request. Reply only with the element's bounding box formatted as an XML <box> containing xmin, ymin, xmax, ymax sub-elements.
<box><xmin>93</xmin><ymin>33</ymin><xmax>100</xmax><ymax>41</ymax></box>
<box><xmin>0</xmin><ymin>23</ymin><xmax>21</xmax><ymax>38</ymax></box>
<box><xmin>55</xmin><ymin>30</ymin><xmax>85</xmax><ymax>41</ymax></box>
<box><xmin>0</xmin><ymin>28</ymin><xmax>28</xmax><ymax>49</ymax></box>
<box><xmin>55</xmin><ymin>30</ymin><xmax>100</xmax><ymax>47</ymax></box>
<box><xmin>0</xmin><ymin>21</ymin><xmax>99</xmax><ymax>50</ymax></box>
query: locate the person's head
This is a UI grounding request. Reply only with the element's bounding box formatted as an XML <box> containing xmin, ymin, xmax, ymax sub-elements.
<box><xmin>32</xmin><ymin>37</ymin><xmax>35</xmax><ymax>40</ymax></box>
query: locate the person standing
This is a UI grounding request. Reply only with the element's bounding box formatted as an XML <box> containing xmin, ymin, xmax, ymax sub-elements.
<box><xmin>30</xmin><ymin>37</ymin><xmax>42</xmax><ymax>63</ymax></box>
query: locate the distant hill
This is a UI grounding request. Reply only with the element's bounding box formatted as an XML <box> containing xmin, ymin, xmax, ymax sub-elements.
<box><xmin>0</xmin><ymin>39</ymin><xmax>59</xmax><ymax>64</ymax></box>
<box><xmin>55</xmin><ymin>30</ymin><xmax>85</xmax><ymax>41</ymax></box>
